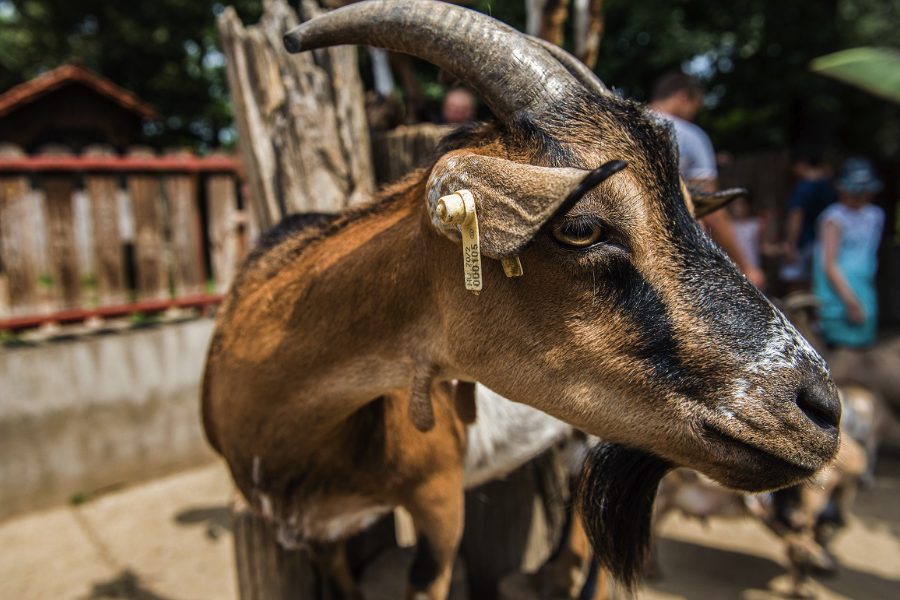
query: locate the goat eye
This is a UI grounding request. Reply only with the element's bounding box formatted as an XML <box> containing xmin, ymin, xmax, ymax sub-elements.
<box><xmin>551</xmin><ymin>219</ymin><xmax>607</xmax><ymax>249</ymax></box>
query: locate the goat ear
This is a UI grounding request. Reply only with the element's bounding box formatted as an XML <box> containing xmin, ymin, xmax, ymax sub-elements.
<box><xmin>690</xmin><ymin>187</ymin><xmax>749</xmax><ymax>218</ymax></box>
<box><xmin>426</xmin><ymin>151</ymin><xmax>627</xmax><ymax>259</ymax></box>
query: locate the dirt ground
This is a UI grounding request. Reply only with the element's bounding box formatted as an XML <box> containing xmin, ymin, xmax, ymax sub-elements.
<box><xmin>1</xmin><ymin>453</ymin><xmax>898</xmax><ymax>600</ymax></box>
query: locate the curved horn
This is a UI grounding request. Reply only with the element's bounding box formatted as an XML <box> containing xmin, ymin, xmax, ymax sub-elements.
<box><xmin>284</xmin><ymin>0</ymin><xmax>582</xmax><ymax>127</ymax></box>
<box><xmin>689</xmin><ymin>187</ymin><xmax>749</xmax><ymax>218</ymax></box>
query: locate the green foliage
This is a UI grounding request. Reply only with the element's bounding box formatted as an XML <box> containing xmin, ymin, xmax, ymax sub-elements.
<box><xmin>595</xmin><ymin>0</ymin><xmax>900</xmax><ymax>156</ymax></box>
<box><xmin>0</xmin><ymin>329</ymin><xmax>25</xmax><ymax>346</ymax></box>
<box><xmin>1</xmin><ymin>0</ymin><xmax>898</xmax><ymax>156</ymax></box>
<box><xmin>68</xmin><ymin>491</ymin><xmax>88</xmax><ymax>505</ymax></box>
<box><xmin>0</xmin><ymin>0</ymin><xmax>262</xmax><ymax>152</ymax></box>
<box><xmin>469</xmin><ymin>0</ymin><xmax>900</xmax><ymax>157</ymax></box>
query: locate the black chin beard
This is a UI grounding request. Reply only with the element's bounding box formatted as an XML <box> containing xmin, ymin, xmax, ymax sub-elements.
<box><xmin>576</xmin><ymin>442</ymin><xmax>674</xmax><ymax>593</ymax></box>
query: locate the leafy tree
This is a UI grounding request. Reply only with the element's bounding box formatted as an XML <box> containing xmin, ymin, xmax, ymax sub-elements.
<box><xmin>2</xmin><ymin>0</ymin><xmax>898</xmax><ymax>157</ymax></box>
<box><xmin>474</xmin><ymin>0</ymin><xmax>900</xmax><ymax>157</ymax></box>
<box><xmin>0</xmin><ymin>0</ymin><xmax>262</xmax><ymax>151</ymax></box>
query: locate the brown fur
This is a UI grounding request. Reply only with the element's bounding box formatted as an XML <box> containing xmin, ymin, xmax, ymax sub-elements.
<box><xmin>204</xmin><ymin>57</ymin><xmax>840</xmax><ymax>600</ymax></box>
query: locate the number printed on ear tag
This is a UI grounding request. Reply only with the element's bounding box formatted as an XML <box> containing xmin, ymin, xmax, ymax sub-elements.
<box><xmin>436</xmin><ymin>190</ymin><xmax>482</xmax><ymax>295</ymax></box>
<box><xmin>458</xmin><ymin>190</ymin><xmax>482</xmax><ymax>295</ymax></box>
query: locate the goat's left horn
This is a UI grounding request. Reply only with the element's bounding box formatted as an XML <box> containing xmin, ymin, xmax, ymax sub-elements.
<box><xmin>284</xmin><ymin>0</ymin><xmax>582</xmax><ymax>129</ymax></box>
<box><xmin>690</xmin><ymin>187</ymin><xmax>749</xmax><ymax>218</ymax></box>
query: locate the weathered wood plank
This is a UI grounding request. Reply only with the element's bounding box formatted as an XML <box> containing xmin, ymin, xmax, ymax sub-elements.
<box><xmin>84</xmin><ymin>145</ymin><xmax>128</xmax><ymax>305</ymax></box>
<box><xmin>461</xmin><ymin>446</ymin><xmax>569</xmax><ymax>599</ymax></box>
<box><xmin>217</xmin><ymin>0</ymin><xmax>374</xmax><ymax>230</ymax></box>
<box><xmin>127</xmin><ymin>147</ymin><xmax>168</xmax><ymax>301</ymax></box>
<box><xmin>164</xmin><ymin>149</ymin><xmax>204</xmax><ymax>297</ymax></box>
<box><xmin>371</xmin><ymin>123</ymin><xmax>451</xmax><ymax>185</ymax></box>
<box><xmin>232</xmin><ymin>495</ymin><xmax>319</xmax><ymax>600</ymax></box>
<box><xmin>206</xmin><ymin>162</ymin><xmax>239</xmax><ymax>293</ymax></box>
<box><xmin>40</xmin><ymin>145</ymin><xmax>82</xmax><ymax>309</ymax></box>
<box><xmin>0</xmin><ymin>144</ymin><xmax>41</xmax><ymax>314</ymax></box>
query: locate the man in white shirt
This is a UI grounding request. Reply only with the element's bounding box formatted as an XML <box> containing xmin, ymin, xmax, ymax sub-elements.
<box><xmin>650</xmin><ymin>72</ymin><xmax>767</xmax><ymax>290</ymax></box>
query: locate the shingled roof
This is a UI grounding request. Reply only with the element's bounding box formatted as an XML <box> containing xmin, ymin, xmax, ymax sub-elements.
<box><xmin>0</xmin><ymin>63</ymin><xmax>155</xmax><ymax>120</ymax></box>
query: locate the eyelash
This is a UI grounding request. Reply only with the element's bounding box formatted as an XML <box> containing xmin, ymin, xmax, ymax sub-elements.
<box><xmin>552</xmin><ymin>215</ymin><xmax>610</xmax><ymax>249</ymax></box>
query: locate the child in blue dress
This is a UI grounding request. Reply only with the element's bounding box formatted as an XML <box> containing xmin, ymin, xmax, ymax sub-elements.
<box><xmin>813</xmin><ymin>158</ymin><xmax>885</xmax><ymax>347</ymax></box>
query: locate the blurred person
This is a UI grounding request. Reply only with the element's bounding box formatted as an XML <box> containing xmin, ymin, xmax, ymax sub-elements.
<box><xmin>729</xmin><ymin>195</ymin><xmax>762</xmax><ymax>271</ymax></box>
<box><xmin>813</xmin><ymin>158</ymin><xmax>885</xmax><ymax>348</ymax></box>
<box><xmin>650</xmin><ymin>72</ymin><xmax>766</xmax><ymax>290</ymax></box>
<box><xmin>441</xmin><ymin>87</ymin><xmax>476</xmax><ymax>125</ymax></box>
<box><xmin>781</xmin><ymin>148</ymin><xmax>837</xmax><ymax>293</ymax></box>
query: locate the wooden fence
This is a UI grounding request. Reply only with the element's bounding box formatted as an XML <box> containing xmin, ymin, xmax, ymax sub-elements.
<box><xmin>718</xmin><ymin>150</ymin><xmax>792</xmax><ymax>214</ymax></box>
<box><xmin>0</xmin><ymin>137</ymin><xmax>822</xmax><ymax>331</ymax></box>
<box><xmin>0</xmin><ymin>144</ymin><xmax>244</xmax><ymax>330</ymax></box>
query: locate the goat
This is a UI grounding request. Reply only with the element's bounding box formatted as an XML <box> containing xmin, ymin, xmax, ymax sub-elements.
<box><xmin>202</xmin><ymin>2</ymin><xmax>841</xmax><ymax>598</ymax></box>
<box><xmin>651</xmin><ymin>433</ymin><xmax>866</xmax><ymax>599</ymax></box>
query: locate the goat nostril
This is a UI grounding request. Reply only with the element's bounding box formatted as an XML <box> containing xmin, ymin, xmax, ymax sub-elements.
<box><xmin>795</xmin><ymin>382</ymin><xmax>841</xmax><ymax>432</ymax></box>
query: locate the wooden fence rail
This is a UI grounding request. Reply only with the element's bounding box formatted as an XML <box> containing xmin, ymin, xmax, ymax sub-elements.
<box><xmin>0</xmin><ymin>144</ymin><xmax>243</xmax><ymax>329</ymax></box>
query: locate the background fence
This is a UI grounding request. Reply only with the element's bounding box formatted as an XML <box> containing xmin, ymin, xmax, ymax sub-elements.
<box><xmin>0</xmin><ymin>144</ymin><xmax>244</xmax><ymax>329</ymax></box>
<box><xmin>2</xmin><ymin>134</ymin><xmax>896</xmax><ymax>330</ymax></box>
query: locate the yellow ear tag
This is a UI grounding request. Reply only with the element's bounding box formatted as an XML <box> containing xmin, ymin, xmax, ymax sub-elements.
<box><xmin>501</xmin><ymin>256</ymin><xmax>523</xmax><ymax>277</ymax></box>
<box><xmin>437</xmin><ymin>190</ymin><xmax>482</xmax><ymax>295</ymax></box>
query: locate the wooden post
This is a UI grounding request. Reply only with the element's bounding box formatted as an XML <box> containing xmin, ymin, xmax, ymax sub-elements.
<box><xmin>370</xmin><ymin>124</ymin><xmax>452</xmax><ymax>185</ymax></box>
<box><xmin>232</xmin><ymin>496</ymin><xmax>319</xmax><ymax>600</ymax></box>
<box><xmin>206</xmin><ymin>159</ymin><xmax>239</xmax><ymax>294</ymax></box>
<box><xmin>39</xmin><ymin>145</ymin><xmax>82</xmax><ymax>310</ymax></box>
<box><xmin>0</xmin><ymin>144</ymin><xmax>41</xmax><ymax>314</ymax></box>
<box><xmin>164</xmin><ymin>149</ymin><xmax>204</xmax><ymax>297</ymax></box>
<box><xmin>572</xmin><ymin>0</ymin><xmax>605</xmax><ymax>70</ymax></box>
<box><xmin>84</xmin><ymin>144</ymin><xmax>128</xmax><ymax>306</ymax></box>
<box><xmin>127</xmin><ymin>147</ymin><xmax>168</xmax><ymax>301</ymax></box>
<box><xmin>217</xmin><ymin>0</ymin><xmax>374</xmax><ymax>231</ymax></box>
<box><xmin>462</xmin><ymin>446</ymin><xmax>569</xmax><ymax>599</ymax></box>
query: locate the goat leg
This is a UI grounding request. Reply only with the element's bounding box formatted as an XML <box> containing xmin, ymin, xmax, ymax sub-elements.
<box><xmin>403</xmin><ymin>470</ymin><xmax>465</xmax><ymax>600</ymax></box>
<box><xmin>308</xmin><ymin>539</ymin><xmax>363</xmax><ymax>600</ymax></box>
<box><xmin>535</xmin><ymin>511</ymin><xmax>608</xmax><ymax>599</ymax></box>
<box><xmin>785</xmin><ymin>534</ymin><xmax>817</xmax><ymax>599</ymax></box>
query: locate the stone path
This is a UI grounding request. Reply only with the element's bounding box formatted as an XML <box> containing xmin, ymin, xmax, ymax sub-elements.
<box><xmin>2</xmin><ymin>455</ymin><xmax>898</xmax><ymax>600</ymax></box>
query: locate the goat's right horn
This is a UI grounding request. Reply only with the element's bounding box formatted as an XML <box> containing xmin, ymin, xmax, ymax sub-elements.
<box><xmin>527</xmin><ymin>35</ymin><xmax>610</xmax><ymax>97</ymax></box>
<box><xmin>284</xmin><ymin>0</ymin><xmax>582</xmax><ymax>128</ymax></box>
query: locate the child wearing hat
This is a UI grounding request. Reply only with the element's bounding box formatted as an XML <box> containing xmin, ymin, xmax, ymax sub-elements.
<box><xmin>813</xmin><ymin>157</ymin><xmax>885</xmax><ymax>347</ymax></box>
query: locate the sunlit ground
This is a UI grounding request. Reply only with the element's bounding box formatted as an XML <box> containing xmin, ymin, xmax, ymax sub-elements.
<box><xmin>1</xmin><ymin>452</ymin><xmax>897</xmax><ymax>600</ymax></box>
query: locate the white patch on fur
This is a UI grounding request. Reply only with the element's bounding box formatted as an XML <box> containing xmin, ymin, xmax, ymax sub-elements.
<box><xmin>323</xmin><ymin>508</ymin><xmax>388</xmax><ymax>542</ymax></box>
<box><xmin>301</xmin><ymin>501</ymin><xmax>392</xmax><ymax>542</ymax></box>
<box><xmin>725</xmin><ymin>305</ymin><xmax>828</xmax><ymax>407</ymax></box>
<box><xmin>464</xmin><ymin>385</ymin><xmax>573</xmax><ymax>488</ymax></box>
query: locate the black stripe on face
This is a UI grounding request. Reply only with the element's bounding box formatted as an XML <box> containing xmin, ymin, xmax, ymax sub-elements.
<box><xmin>669</xmin><ymin>210</ymin><xmax>772</xmax><ymax>356</ymax></box>
<box><xmin>594</xmin><ymin>259</ymin><xmax>706</xmax><ymax>397</ymax></box>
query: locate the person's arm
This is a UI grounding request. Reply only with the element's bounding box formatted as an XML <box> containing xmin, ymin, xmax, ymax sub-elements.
<box><xmin>685</xmin><ymin>127</ymin><xmax>767</xmax><ymax>289</ymax></box>
<box><xmin>821</xmin><ymin>220</ymin><xmax>865</xmax><ymax>324</ymax></box>
<box><xmin>782</xmin><ymin>207</ymin><xmax>804</xmax><ymax>264</ymax></box>
<box><xmin>700</xmin><ymin>208</ymin><xmax>767</xmax><ymax>290</ymax></box>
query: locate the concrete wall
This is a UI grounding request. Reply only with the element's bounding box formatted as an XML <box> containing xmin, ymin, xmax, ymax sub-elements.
<box><xmin>0</xmin><ymin>318</ymin><xmax>218</xmax><ymax>520</ymax></box>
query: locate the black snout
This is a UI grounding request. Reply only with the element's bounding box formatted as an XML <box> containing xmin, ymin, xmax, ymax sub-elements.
<box><xmin>795</xmin><ymin>377</ymin><xmax>841</xmax><ymax>432</ymax></box>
